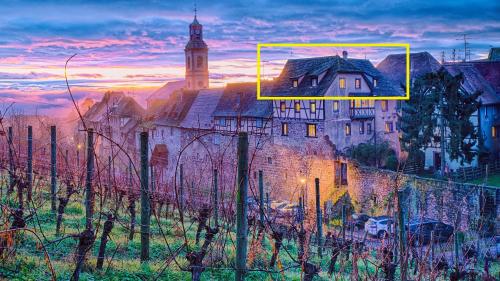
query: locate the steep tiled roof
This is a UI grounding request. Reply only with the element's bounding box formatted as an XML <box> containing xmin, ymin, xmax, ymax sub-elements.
<box><xmin>213</xmin><ymin>82</ymin><xmax>272</xmax><ymax>118</ymax></box>
<box><xmin>152</xmin><ymin>90</ymin><xmax>199</xmax><ymax>126</ymax></box>
<box><xmin>443</xmin><ymin>63</ymin><xmax>499</xmax><ymax>105</ymax></box>
<box><xmin>470</xmin><ymin>61</ymin><xmax>500</xmax><ymax>93</ymax></box>
<box><xmin>180</xmin><ymin>88</ymin><xmax>224</xmax><ymax>129</ymax></box>
<box><xmin>83</xmin><ymin>91</ymin><xmax>144</xmax><ymax>122</ymax></box>
<box><xmin>377</xmin><ymin>52</ymin><xmax>441</xmax><ymax>86</ymax></box>
<box><xmin>147</xmin><ymin>80</ymin><xmax>185</xmax><ymax>102</ymax></box>
<box><xmin>265</xmin><ymin>55</ymin><xmax>402</xmax><ymax>97</ymax></box>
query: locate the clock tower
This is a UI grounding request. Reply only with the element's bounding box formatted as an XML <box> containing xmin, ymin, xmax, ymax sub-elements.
<box><xmin>185</xmin><ymin>11</ymin><xmax>209</xmax><ymax>90</ymax></box>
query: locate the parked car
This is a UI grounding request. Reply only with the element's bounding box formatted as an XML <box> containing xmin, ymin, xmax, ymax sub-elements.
<box><xmin>406</xmin><ymin>218</ymin><xmax>454</xmax><ymax>246</ymax></box>
<box><xmin>365</xmin><ymin>216</ymin><xmax>394</xmax><ymax>238</ymax></box>
<box><xmin>349</xmin><ymin>213</ymin><xmax>370</xmax><ymax>230</ymax></box>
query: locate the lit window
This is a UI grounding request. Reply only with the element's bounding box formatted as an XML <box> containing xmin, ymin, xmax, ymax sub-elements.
<box><xmin>310</xmin><ymin>102</ymin><xmax>316</xmax><ymax>113</ymax></box>
<box><xmin>280</xmin><ymin>101</ymin><xmax>286</xmax><ymax>112</ymax></box>
<box><xmin>381</xmin><ymin>100</ymin><xmax>388</xmax><ymax>112</ymax></box>
<box><xmin>311</xmin><ymin>77</ymin><xmax>318</xmax><ymax>87</ymax></box>
<box><xmin>294</xmin><ymin>102</ymin><xmax>301</xmax><ymax>112</ymax></box>
<box><xmin>385</xmin><ymin>122</ymin><xmax>394</xmax><ymax>133</ymax></box>
<box><xmin>281</xmin><ymin>122</ymin><xmax>289</xmax><ymax>136</ymax></box>
<box><xmin>492</xmin><ymin>126</ymin><xmax>497</xmax><ymax>138</ymax></box>
<box><xmin>367</xmin><ymin>123</ymin><xmax>372</xmax><ymax>134</ymax></box>
<box><xmin>307</xmin><ymin>123</ymin><xmax>317</xmax><ymax>137</ymax></box>
<box><xmin>339</xmin><ymin>78</ymin><xmax>346</xmax><ymax>89</ymax></box>
<box><xmin>333</xmin><ymin>101</ymin><xmax>339</xmax><ymax>112</ymax></box>
<box><xmin>256</xmin><ymin>118</ymin><xmax>263</xmax><ymax>128</ymax></box>
<box><xmin>359</xmin><ymin>121</ymin><xmax>365</xmax><ymax>134</ymax></box>
<box><xmin>373</xmin><ymin>79</ymin><xmax>377</xmax><ymax>87</ymax></box>
<box><xmin>355</xmin><ymin>78</ymin><xmax>361</xmax><ymax>89</ymax></box>
<box><xmin>292</xmin><ymin>79</ymin><xmax>298</xmax><ymax>88</ymax></box>
<box><xmin>345</xmin><ymin>123</ymin><xmax>351</xmax><ymax>136</ymax></box>
<box><xmin>219</xmin><ymin>119</ymin><xmax>226</xmax><ymax>126</ymax></box>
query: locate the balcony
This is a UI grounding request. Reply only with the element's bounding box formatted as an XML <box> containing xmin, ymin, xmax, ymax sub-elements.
<box><xmin>350</xmin><ymin>107</ymin><xmax>375</xmax><ymax>119</ymax></box>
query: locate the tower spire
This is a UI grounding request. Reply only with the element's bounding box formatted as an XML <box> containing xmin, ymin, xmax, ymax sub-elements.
<box><xmin>194</xmin><ymin>2</ymin><xmax>197</xmax><ymax>20</ymax></box>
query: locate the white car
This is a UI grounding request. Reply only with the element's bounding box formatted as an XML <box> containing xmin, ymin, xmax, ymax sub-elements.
<box><xmin>364</xmin><ymin>216</ymin><xmax>395</xmax><ymax>238</ymax></box>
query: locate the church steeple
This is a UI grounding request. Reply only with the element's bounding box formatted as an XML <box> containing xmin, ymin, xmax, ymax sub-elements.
<box><xmin>185</xmin><ymin>6</ymin><xmax>208</xmax><ymax>90</ymax></box>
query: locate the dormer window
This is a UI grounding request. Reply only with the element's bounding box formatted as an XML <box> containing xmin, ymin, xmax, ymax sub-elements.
<box><xmin>339</xmin><ymin>78</ymin><xmax>346</xmax><ymax>89</ymax></box>
<box><xmin>355</xmin><ymin>78</ymin><xmax>361</xmax><ymax>89</ymax></box>
<box><xmin>373</xmin><ymin>79</ymin><xmax>378</xmax><ymax>87</ymax></box>
<box><xmin>292</xmin><ymin>79</ymin><xmax>298</xmax><ymax>88</ymax></box>
<box><xmin>311</xmin><ymin>77</ymin><xmax>318</xmax><ymax>87</ymax></box>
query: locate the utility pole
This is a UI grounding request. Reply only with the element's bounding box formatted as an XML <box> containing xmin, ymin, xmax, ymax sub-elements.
<box><xmin>235</xmin><ymin>132</ymin><xmax>249</xmax><ymax>281</ymax></box>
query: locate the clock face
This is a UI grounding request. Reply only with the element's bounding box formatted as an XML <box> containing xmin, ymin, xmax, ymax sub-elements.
<box><xmin>195</xmin><ymin>29</ymin><xmax>200</xmax><ymax>35</ymax></box>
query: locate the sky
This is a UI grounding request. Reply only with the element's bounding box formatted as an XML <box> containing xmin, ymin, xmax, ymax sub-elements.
<box><xmin>0</xmin><ymin>0</ymin><xmax>499</xmax><ymax>114</ymax></box>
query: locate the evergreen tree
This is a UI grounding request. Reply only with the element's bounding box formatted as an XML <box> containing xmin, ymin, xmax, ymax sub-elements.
<box><xmin>400</xmin><ymin>68</ymin><xmax>481</xmax><ymax>170</ymax></box>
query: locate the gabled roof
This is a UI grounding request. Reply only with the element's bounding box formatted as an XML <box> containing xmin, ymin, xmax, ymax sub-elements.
<box><xmin>377</xmin><ymin>52</ymin><xmax>441</xmax><ymax>86</ymax></box>
<box><xmin>147</xmin><ymin>80</ymin><xmax>185</xmax><ymax>102</ymax></box>
<box><xmin>83</xmin><ymin>91</ymin><xmax>144</xmax><ymax>122</ymax></box>
<box><xmin>151</xmin><ymin>89</ymin><xmax>199</xmax><ymax>126</ymax></box>
<box><xmin>266</xmin><ymin>55</ymin><xmax>402</xmax><ymax>97</ymax></box>
<box><xmin>470</xmin><ymin>61</ymin><xmax>500</xmax><ymax>93</ymax></box>
<box><xmin>443</xmin><ymin>63</ymin><xmax>499</xmax><ymax>105</ymax></box>
<box><xmin>180</xmin><ymin>88</ymin><xmax>224</xmax><ymax>129</ymax></box>
<box><xmin>213</xmin><ymin>82</ymin><xmax>272</xmax><ymax>118</ymax></box>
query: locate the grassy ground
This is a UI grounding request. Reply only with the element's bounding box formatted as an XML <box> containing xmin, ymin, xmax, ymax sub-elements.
<box><xmin>0</xmin><ymin>186</ymin><xmax>498</xmax><ymax>280</ymax></box>
<box><xmin>470</xmin><ymin>174</ymin><xmax>500</xmax><ymax>187</ymax></box>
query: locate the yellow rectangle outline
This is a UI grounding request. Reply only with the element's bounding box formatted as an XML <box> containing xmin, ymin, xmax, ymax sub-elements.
<box><xmin>256</xmin><ymin>43</ymin><xmax>410</xmax><ymax>100</ymax></box>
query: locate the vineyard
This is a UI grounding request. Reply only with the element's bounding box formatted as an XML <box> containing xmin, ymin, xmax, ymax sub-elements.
<box><xmin>0</xmin><ymin>113</ymin><xmax>498</xmax><ymax>281</ymax></box>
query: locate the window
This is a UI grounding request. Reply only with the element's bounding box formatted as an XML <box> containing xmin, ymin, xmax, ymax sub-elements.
<box><xmin>256</xmin><ymin>118</ymin><xmax>263</xmax><ymax>128</ymax></box>
<box><xmin>197</xmin><ymin>56</ymin><xmax>203</xmax><ymax>68</ymax></box>
<box><xmin>345</xmin><ymin>123</ymin><xmax>351</xmax><ymax>136</ymax></box>
<box><xmin>333</xmin><ymin>101</ymin><xmax>339</xmax><ymax>112</ymax></box>
<box><xmin>492</xmin><ymin>126</ymin><xmax>497</xmax><ymax>138</ymax></box>
<box><xmin>292</xmin><ymin>79</ymin><xmax>298</xmax><ymax>88</ymax></box>
<box><xmin>281</xmin><ymin>122</ymin><xmax>289</xmax><ymax>136</ymax></box>
<box><xmin>359</xmin><ymin>121</ymin><xmax>365</xmax><ymax>134</ymax></box>
<box><xmin>219</xmin><ymin>119</ymin><xmax>226</xmax><ymax>126</ymax></box>
<box><xmin>339</xmin><ymin>78</ymin><xmax>346</xmax><ymax>89</ymax></box>
<box><xmin>267</xmin><ymin>157</ymin><xmax>272</xmax><ymax>164</ymax></box>
<box><xmin>381</xmin><ymin>100</ymin><xmax>388</xmax><ymax>112</ymax></box>
<box><xmin>306</xmin><ymin>123</ymin><xmax>317</xmax><ymax>137</ymax></box>
<box><xmin>367</xmin><ymin>122</ymin><xmax>372</xmax><ymax>134</ymax></box>
<box><xmin>340</xmin><ymin>163</ymin><xmax>348</xmax><ymax>185</ymax></box>
<box><xmin>310</xmin><ymin>102</ymin><xmax>316</xmax><ymax>113</ymax></box>
<box><xmin>355</xmin><ymin>78</ymin><xmax>361</xmax><ymax>89</ymax></box>
<box><xmin>187</xmin><ymin>56</ymin><xmax>191</xmax><ymax>69</ymax></box>
<box><xmin>280</xmin><ymin>101</ymin><xmax>286</xmax><ymax>112</ymax></box>
<box><xmin>311</xmin><ymin>77</ymin><xmax>318</xmax><ymax>87</ymax></box>
<box><xmin>294</xmin><ymin>102</ymin><xmax>301</xmax><ymax>112</ymax></box>
<box><xmin>373</xmin><ymin>79</ymin><xmax>377</xmax><ymax>87</ymax></box>
<box><xmin>385</xmin><ymin>121</ymin><xmax>394</xmax><ymax>133</ymax></box>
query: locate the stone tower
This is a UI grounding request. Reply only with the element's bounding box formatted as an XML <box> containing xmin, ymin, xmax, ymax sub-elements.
<box><xmin>185</xmin><ymin>11</ymin><xmax>209</xmax><ymax>90</ymax></box>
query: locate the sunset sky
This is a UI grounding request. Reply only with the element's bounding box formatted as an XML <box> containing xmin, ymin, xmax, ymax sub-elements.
<box><xmin>0</xmin><ymin>0</ymin><xmax>499</xmax><ymax>113</ymax></box>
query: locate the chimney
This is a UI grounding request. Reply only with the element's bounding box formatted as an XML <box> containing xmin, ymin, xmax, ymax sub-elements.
<box><xmin>342</xmin><ymin>50</ymin><xmax>348</xmax><ymax>59</ymax></box>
